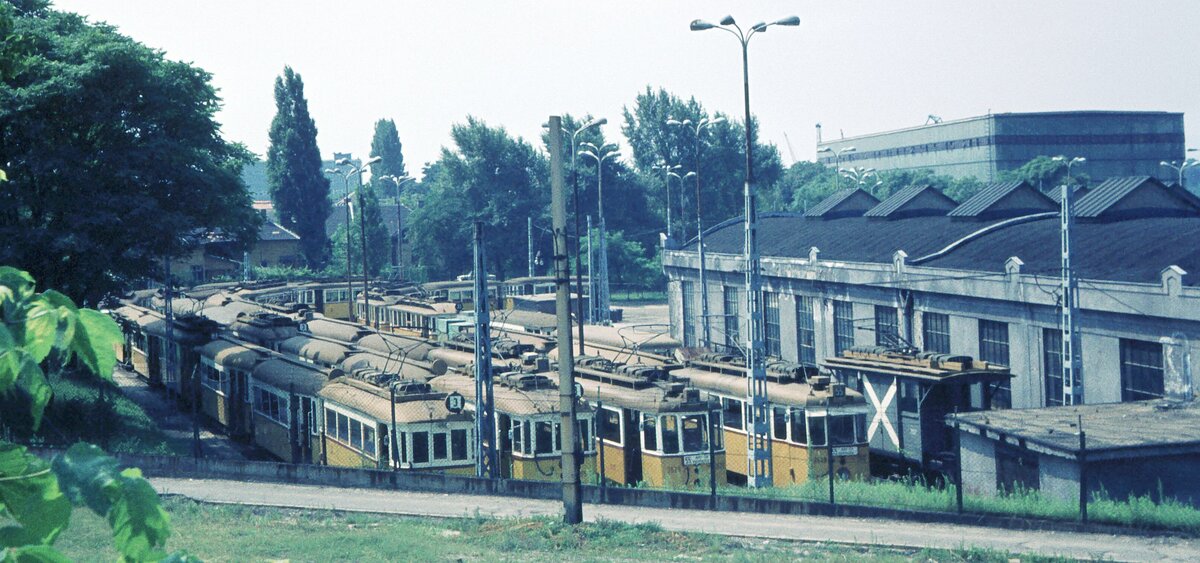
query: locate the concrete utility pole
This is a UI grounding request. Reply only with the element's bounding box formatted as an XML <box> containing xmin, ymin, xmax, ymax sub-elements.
<box><xmin>692</xmin><ymin>13</ymin><xmax>799</xmax><ymax>488</ymax></box>
<box><xmin>586</xmin><ymin>215</ymin><xmax>594</xmax><ymax>321</ymax></box>
<box><xmin>1055</xmin><ymin>155</ymin><xmax>1086</xmax><ymax>405</ymax></box>
<box><xmin>473</xmin><ymin>221</ymin><xmax>498</xmax><ymax>478</ymax></box>
<box><xmin>550</xmin><ymin>115</ymin><xmax>582</xmax><ymax>524</ymax></box>
<box><xmin>527</xmin><ymin>216</ymin><xmax>534</xmax><ymax>278</ymax></box>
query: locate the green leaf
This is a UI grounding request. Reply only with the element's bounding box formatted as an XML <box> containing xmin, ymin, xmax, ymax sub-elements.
<box><xmin>72</xmin><ymin>309</ymin><xmax>122</xmax><ymax>381</ymax></box>
<box><xmin>2</xmin><ymin>545</ymin><xmax>73</xmax><ymax>563</ymax></box>
<box><xmin>0</xmin><ymin>268</ymin><xmax>33</xmax><ymax>299</ymax></box>
<box><xmin>0</xmin><ymin>350</ymin><xmax>19</xmax><ymax>394</ymax></box>
<box><xmin>21</xmin><ymin>305</ymin><xmax>56</xmax><ymax>366</ymax></box>
<box><xmin>13</xmin><ymin>357</ymin><xmax>50</xmax><ymax>430</ymax></box>
<box><xmin>51</xmin><ymin>445</ymin><xmax>171</xmax><ymax>562</ymax></box>
<box><xmin>0</xmin><ymin>444</ymin><xmax>71</xmax><ymax>547</ymax></box>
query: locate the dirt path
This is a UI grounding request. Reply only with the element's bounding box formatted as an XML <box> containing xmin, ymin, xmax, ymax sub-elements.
<box><xmin>152</xmin><ymin>477</ymin><xmax>1199</xmax><ymax>561</ymax></box>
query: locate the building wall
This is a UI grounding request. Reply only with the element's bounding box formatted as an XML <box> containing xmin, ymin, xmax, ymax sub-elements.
<box><xmin>249</xmin><ymin>239</ymin><xmax>302</xmax><ymax>269</ymax></box>
<box><xmin>959</xmin><ymin>432</ymin><xmax>997</xmax><ymax>497</ymax></box>
<box><xmin>818</xmin><ymin>112</ymin><xmax>1185</xmax><ymax>183</ymax></box>
<box><xmin>1039</xmin><ymin>453</ymin><xmax>1080</xmax><ymax>503</ymax></box>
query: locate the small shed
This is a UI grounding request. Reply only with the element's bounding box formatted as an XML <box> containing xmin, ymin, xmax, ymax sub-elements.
<box><xmin>949</xmin><ymin>399</ymin><xmax>1200</xmax><ymax>505</ymax></box>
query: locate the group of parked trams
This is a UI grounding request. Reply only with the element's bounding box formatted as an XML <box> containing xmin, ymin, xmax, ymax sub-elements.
<box><xmin>108</xmin><ymin>278</ymin><xmax>1012</xmax><ymax>488</ymax></box>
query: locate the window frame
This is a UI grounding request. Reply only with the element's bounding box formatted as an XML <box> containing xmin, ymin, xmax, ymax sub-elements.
<box><xmin>922</xmin><ymin>312</ymin><xmax>951</xmax><ymax>354</ymax></box>
<box><xmin>796</xmin><ymin>296</ymin><xmax>816</xmax><ymax>365</ymax></box>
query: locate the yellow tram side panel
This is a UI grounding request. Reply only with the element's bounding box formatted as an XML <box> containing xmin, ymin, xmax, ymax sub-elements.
<box><xmin>324</xmin><ymin>436</ymin><xmax>381</xmax><ymax>469</ymax></box>
<box><xmin>723</xmin><ymin>429</ymin><xmax>749</xmax><ymax>477</ymax></box>
<box><xmin>322</xmin><ymin>302</ymin><xmax>351</xmax><ymax>321</ymax></box>
<box><xmin>511</xmin><ymin>453</ymin><xmax>597</xmax><ymax>482</ymax></box>
<box><xmin>641</xmin><ymin>452</ymin><xmax>727</xmax><ymax>489</ymax></box>
<box><xmin>803</xmin><ymin>444</ymin><xmax>870</xmax><ymax>482</ymax></box>
<box><xmin>599</xmin><ymin>441</ymin><xmax>629</xmax><ymax>485</ymax></box>
<box><xmin>253</xmin><ymin>415</ymin><xmax>320</xmax><ymax>463</ymax></box>
<box><xmin>200</xmin><ymin>388</ymin><xmax>231</xmax><ymax>428</ymax></box>
<box><xmin>722</xmin><ymin>429</ymin><xmax>871</xmax><ymax>485</ymax></box>
<box><xmin>130</xmin><ymin>348</ymin><xmax>150</xmax><ymax>379</ymax></box>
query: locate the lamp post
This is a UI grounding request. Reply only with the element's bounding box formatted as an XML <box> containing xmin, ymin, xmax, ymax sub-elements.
<box><xmin>817</xmin><ymin>146</ymin><xmax>856</xmax><ymax>190</ymax></box>
<box><xmin>1053</xmin><ymin>155</ymin><xmax>1086</xmax><ymax>406</ymax></box>
<box><xmin>839</xmin><ymin>166</ymin><xmax>880</xmax><ymax>191</ymax></box>
<box><xmin>651</xmin><ymin>163</ymin><xmax>682</xmax><ymax>238</ymax></box>
<box><xmin>578</xmin><ymin>141</ymin><xmax>620</xmax><ymax>325</ymax></box>
<box><xmin>691</xmin><ymin>13</ymin><xmax>799</xmax><ymax>489</ymax></box>
<box><xmin>667</xmin><ymin>116</ymin><xmax>725</xmax><ymax>349</ymax></box>
<box><xmin>380</xmin><ymin>174</ymin><xmax>415</xmax><ymax>279</ymax></box>
<box><xmin>569</xmin><ymin>118</ymin><xmax>607</xmax><ymax>353</ymax></box>
<box><xmin>337</xmin><ymin>156</ymin><xmax>382</xmax><ymax>326</ymax></box>
<box><xmin>1160</xmin><ymin>152</ymin><xmax>1198</xmax><ymax>189</ymax></box>
<box><xmin>326</xmin><ymin>164</ymin><xmax>356</xmax><ymax>322</ymax></box>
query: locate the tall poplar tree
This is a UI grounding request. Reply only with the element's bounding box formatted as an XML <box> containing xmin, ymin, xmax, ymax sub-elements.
<box><xmin>369</xmin><ymin>118</ymin><xmax>407</xmax><ymax>196</ymax></box>
<box><xmin>267</xmin><ymin>67</ymin><xmax>330</xmax><ymax>269</ymax></box>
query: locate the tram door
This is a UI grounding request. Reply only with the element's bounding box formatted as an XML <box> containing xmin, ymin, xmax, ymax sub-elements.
<box><xmin>622</xmin><ymin>409</ymin><xmax>642</xmax><ymax>484</ymax></box>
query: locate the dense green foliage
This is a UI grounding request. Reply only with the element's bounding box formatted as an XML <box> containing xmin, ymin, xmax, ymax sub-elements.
<box><xmin>407</xmin><ymin>117</ymin><xmax>549</xmax><ymax>280</ymax></box>
<box><xmin>267</xmin><ymin>66</ymin><xmax>331</xmax><ymax>270</ymax></box>
<box><xmin>0</xmin><ymin>1</ymin><xmax>259</xmax><ymax>303</ymax></box>
<box><xmin>329</xmin><ymin>185</ymin><xmax>391</xmax><ymax>277</ymax></box>
<box><xmin>368</xmin><ymin>118</ymin><xmax>407</xmax><ymax>196</ymax></box>
<box><xmin>758</xmin><ymin>161</ymin><xmax>987</xmax><ymax>213</ymax></box>
<box><xmin>999</xmin><ymin>154</ymin><xmax>1090</xmax><ymax>192</ymax></box>
<box><xmin>0</xmin><ymin>266</ymin><xmax>184</xmax><ymax>561</ymax></box>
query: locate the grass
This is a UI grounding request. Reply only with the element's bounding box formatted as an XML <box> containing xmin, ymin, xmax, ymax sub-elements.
<box><xmin>0</xmin><ymin>370</ymin><xmax>188</xmax><ymax>456</ymax></box>
<box><xmin>53</xmin><ymin>497</ymin><xmax>1074</xmax><ymax>562</ymax></box>
<box><xmin>610</xmin><ymin>290</ymin><xmax>666</xmax><ymax>304</ymax></box>
<box><xmin>655</xmin><ymin>476</ymin><xmax>1200</xmax><ymax>536</ymax></box>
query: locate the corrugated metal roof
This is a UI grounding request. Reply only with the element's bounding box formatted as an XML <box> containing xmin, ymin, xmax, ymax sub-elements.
<box><xmin>864</xmin><ymin>184</ymin><xmax>957</xmax><ymax>218</ymax></box>
<box><xmin>1073</xmin><ymin>176</ymin><xmax>1199</xmax><ymax>219</ymax></box>
<box><xmin>1046</xmin><ymin>185</ymin><xmax>1089</xmax><ymax>204</ymax></box>
<box><xmin>803</xmin><ymin>188</ymin><xmax>879</xmax><ymax>218</ymax></box>
<box><xmin>948</xmin><ymin>180</ymin><xmax>1056</xmax><ymax>218</ymax></box>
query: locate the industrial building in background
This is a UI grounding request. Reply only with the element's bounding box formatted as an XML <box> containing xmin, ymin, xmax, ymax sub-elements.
<box><xmin>817</xmin><ymin>111</ymin><xmax>1186</xmax><ymax>184</ymax></box>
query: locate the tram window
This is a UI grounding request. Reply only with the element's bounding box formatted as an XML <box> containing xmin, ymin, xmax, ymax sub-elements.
<box><xmin>379</xmin><ymin>427</ymin><xmax>389</xmax><ymax>462</ymax></box>
<box><xmin>364</xmin><ymin>426</ymin><xmax>376</xmax><ymax>457</ymax></box>
<box><xmin>600</xmin><ymin>408</ymin><xmax>623</xmax><ymax>445</ymax></box>
<box><xmin>325</xmin><ymin>408</ymin><xmax>337</xmax><ymax>436</ymax></box>
<box><xmin>433</xmin><ymin>433</ymin><xmax>448</xmax><ymax>461</ymax></box>
<box><xmin>788</xmin><ymin>408</ymin><xmax>807</xmax><ymax>446</ymax></box>
<box><xmin>452</xmin><ymin>429</ymin><xmax>468</xmax><ymax>461</ymax></box>
<box><xmin>336</xmin><ymin>413</ymin><xmax>349</xmax><ymax>443</ymax></box>
<box><xmin>412</xmin><ymin>431</ymin><xmax>430</xmax><ymax>464</ymax></box>
<box><xmin>771</xmin><ymin>407</ymin><xmax>787</xmax><ymax>440</ymax></box>
<box><xmin>829</xmin><ymin>415</ymin><xmax>856</xmax><ymax>447</ymax></box>
<box><xmin>350</xmin><ymin>419</ymin><xmax>362</xmax><ymax>450</ymax></box>
<box><xmin>661</xmin><ymin>416</ymin><xmax>681</xmax><ymax>454</ymax></box>
<box><xmin>642</xmin><ymin>415</ymin><xmax>658</xmax><ymax>451</ymax></box>
<box><xmin>511</xmin><ymin>419</ymin><xmax>525</xmax><ymax>454</ymax></box>
<box><xmin>809</xmin><ymin>415</ymin><xmax>827</xmax><ymax>447</ymax></box>
<box><xmin>577</xmin><ymin>418</ymin><xmax>592</xmax><ymax>452</ymax></box>
<box><xmin>854</xmin><ymin>414</ymin><xmax>867</xmax><ymax>443</ymax></box>
<box><xmin>899</xmin><ymin>381</ymin><xmax>920</xmax><ymax>413</ymax></box>
<box><xmin>398</xmin><ymin>432</ymin><xmax>407</xmax><ymax>464</ymax></box>
<box><xmin>535</xmin><ymin>421</ymin><xmax>554</xmax><ymax>454</ymax></box>
<box><xmin>681</xmin><ymin>415</ymin><xmax>707</xmax><ymax>453</ymax></box>
<box><xmin>722</xmin><ymin>397</ymin><xmax>743</xmax><ymax>430</ymax></box>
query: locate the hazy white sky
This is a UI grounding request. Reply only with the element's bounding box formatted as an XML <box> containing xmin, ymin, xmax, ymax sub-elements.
<box><xmin>54</xmin><ymin>1</ymin><xmax>1200</xmax><ymax>179</ymax></box>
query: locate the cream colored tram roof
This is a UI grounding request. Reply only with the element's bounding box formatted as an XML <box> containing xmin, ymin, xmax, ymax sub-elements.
<box><xmin>672</xmin><ymin>366</ymin><xmax>865</xmax><ymax>407</ymax></box>
<box><xmin>279</xmin><ymin>335</ymin><xmax>351</xmax><ymax>365</ymax></box>
<box><xmin>357</xmin><ymin>332</ymin><xmax>438</xmax><ymax>362</ymax></box>
<box><xmin>547</xmin><ymin>343</ymin><xmax>671</xmax><ymax>366</ymax></box>
<box><xmin>556</xmin><ymin>324</ymin><xmax>679</xmax><ymax>353</ymax></box>
<box><xmin>341</xmin><ymin>351</ymin><xmax>445</xmax><ymax>379</ymax></box>
<box><xmin>319</xmin><ymin>378</ymin><xmax>461</xmax><ymax>424</ymax></box>
<box><xmin>199</xmin><ymin>299</ymin><xmax>264</xmax><ymax>326</ymax></box>
<box><xmin>428</xmin><ymin>372</ymin><xmax>567</xmax><ymax>417</ymax></box>
<box><xmin>303</xmin><ymin>316</ymin><xmax>371</xmax><ymax>344</ymax></box>
<box><xmin>574</xmin><ymin>377</ymin><xmax>702</xmax><ymax>415</ymax></box>
<box><xmin>387</xmin><ymin>300</ymin><xmax>458</xmax><ymax>315</ymax></box>
<box><xmin>198</xmin><ymin>339</ymin><xmax>265</xmax><ymax>371</ymax></box>
<box><xmin>252</xmin><ymin>357</ymin><xmax>330</xmax><ymax>396</ymax></box>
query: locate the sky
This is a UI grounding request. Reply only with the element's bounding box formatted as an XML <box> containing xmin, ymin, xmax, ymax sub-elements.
<box><xmin>53</xmin><ymin>1</ymin><xmax>1200</xmax><ymax>180</ymax></box>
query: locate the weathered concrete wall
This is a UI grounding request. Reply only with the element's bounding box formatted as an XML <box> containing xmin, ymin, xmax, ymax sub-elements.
<box><xmin>1039</xmin><ymin>453</ymin><xmax>1079</xmax><ymax>503</ymax></box>
<box><xmin>959</xmin><ymin>432</ymin><xmax>997</xmax><ymax>497</ymax></box>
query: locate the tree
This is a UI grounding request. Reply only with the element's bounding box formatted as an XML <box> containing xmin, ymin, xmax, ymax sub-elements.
<box><xmin>267</xmin><ymin>67</ymin><xmax>330</xmax><ymax>270</ymax></box>
<box><xmin>622</xmin><ymin>87</ymin><xmax>783</xmax><ymax>237</ymax></box>
<box><xmin>0</xmin><ymin>266</ymin><xmax>187</xmax><ymax>561</ymax></box>
<box><xmin>330</xmin><ymin>185</ymin><xmax>390</xmax><ymax>277</ymax></box>
<box><xmin>1000</xmin><ymin>155</ymin><xmax>1090</xmax><ymax>192</ymax></box>
<box><xmin>407</xmin><ymin>117</ymin><xmax>548</xmax><ymax>280</ymax></box>
<box><xmin>0</xmin><ymin>2</ymin><xmax>260</xmax><ymax>303</ymax></box>
<box><xmin>369</xmin><ymin>118</ymin><xmax>407</xmax><ymax>197</ymax></box>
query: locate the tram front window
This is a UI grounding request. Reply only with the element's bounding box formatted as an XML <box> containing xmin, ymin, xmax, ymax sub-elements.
<box><xmin>642</xmin><ymin>415</ymin><xmax>658</xmax><ymax>451</ymax></box>
<box><xmin>680</xmin><ymin>414</ymin><xmax>708</xmax><ymax>453</ymax></box>
<box><xmin>829</xmin><ymin>414</ymin><xmax>856</xmax><ymax>446</ymax></box>
<box><xmin>662</xmin><ymin>415</ymin><xmax>680</xmax><ymax>454</ymax></box>
<box><xmin>534</xmin><ymin>421</ymin><xmax>554</xmax><ymax>454</ymax></box>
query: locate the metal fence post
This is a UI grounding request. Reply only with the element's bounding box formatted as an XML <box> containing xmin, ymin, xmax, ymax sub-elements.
<box><xmin>955</xmin><ymin>415</ymin><xmax>964</xmax><ymax>514</ymax></box>
<box><xmin>708</xmin><ymin>407</ymin><xmax>718</xmax><ymax>508</ymax></box>
<box><xmin>1079</xmin><ymin>415</ymin><xmax>1088</xmax><ymax>524</ymax></box>
<box><xmin>596</xmin><ymin>400</ymin><xmax>607</xmax><ymax>503</ymax></box>
<box><xmin>192</xmin><ymin>365</ymin><xmax>202</xmax><ymax>460</ymax></box>
<box><xmin>827</xmin><ymin>438</ymin><xmax>835</xmax><ymax>506</ymax></box>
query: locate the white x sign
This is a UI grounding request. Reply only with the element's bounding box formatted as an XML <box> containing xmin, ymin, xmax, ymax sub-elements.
<box><xmin>863</xmin><ymin>376</ymin><xmax>899</xmax><ymax>447</ymax></box>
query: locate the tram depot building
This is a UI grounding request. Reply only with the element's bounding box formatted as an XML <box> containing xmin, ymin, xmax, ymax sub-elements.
<box><xmin>663</xmin><ymin>176</ymin><xmax>1200</xmax><ymax>499</ymax></box>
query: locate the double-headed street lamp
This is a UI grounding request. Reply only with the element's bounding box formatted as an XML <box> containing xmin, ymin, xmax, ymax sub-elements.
<box><xmin>1052</xmin><ymin>155</ymin><xmax>1086</xmax><ymax>406</ymax></box>
<box><xmin>691</xmin><ymin>13</ymin><xmax>799</xmax><ymax>489</ymax></box>
<box><xmin>560</xmin><ymin>118</ymin><xmax>607</xmax><ymax>353</ymax></box>
<box><xmin>651</xmin><ymin>163</ymin><xmax>682</xmax><ymax>238</ymax></box>
<box><xmin>1160</xmin><ymin>149</ymin><xmax>1198</xmax><ymax>188</ymax></box>
<box><xmin>334</xmin><ymin>155</ymin><xmax>382</xmax><ymax>324</ymax></box>
<box><xmin>839</xmin><ymin>166</ymin><xmax>880</xmax><ymax>191</ymax></box>
<box><xmin>817</xmin><ymin>146</ymin><xmax>857</xmax><ymax>190</ymax></box>
<box><xmin>667</xmin><ymin>115</ymin><xmax>725</xmax><ymax>349</ymax></box>
<box><xmin>379</xmin><ymin>174</ymin><xmax>415</xmax><ymax>279</ymax></box>
<box><xmin>578</xmin><ymin>141</ymin><xmax>620</xmax><ymax>325</ymax></box>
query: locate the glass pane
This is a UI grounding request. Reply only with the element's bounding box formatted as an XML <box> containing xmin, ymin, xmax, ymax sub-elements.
<box><xmin>661</xmin><ymin>415</ymin><xmax>680</xmax><ymax>454</ymax></box>
<box><xmin>681</xmin><ymin>414</ymin><xmax>707</xmax><ymax>452</ymax></box>
<box><xmin>772</xmin><ymin>407</ymin><xmax>787</xmax><ymax>440</ymax></box>
<box><xmin>642</xmin><ymin>415</ymin><xmax>658</xmax><ymax>452</ymax></box>
<box><xmin>789</xmin><ymin>408</ymin><xmax>807</xmax><ymax>446</ymax></box>
<box><xmin>350</xmin><ymin>419</ymin><xmax>362</xmax><ymax>449</ymax></box>
<box><xmin>809</xmin><ymin>415</ymin><xmax>827</xmax><ymax>447</ymax></box>
<box><xmin>723</xmin><ymin>398</ymin><xmax>743</xmax><ymax>430</ymax></box>
<box><xmin>433</xmin><ymin>433</ymin><xmax>448</xmax><ymax>460</ymax></box>
<box><xmin>829</xmin><ymin>415</ymin><xmax>855</xmax><ymax>446</ymax></box>
<box><xmin>601</xmin><ymin>409</ymin><xmax>622</xmax><ymax>445</ymax></box>
<box><xmin>452</xmin><ymin>429</ymin><xmax>468</xmax><ymax>460</ymax></box>
<box><xmin>364</xmin><ymin>426</ymin><xmax>376</xmax><ymax>456</ymax></box>
<box><xmin>535</xmin><ymin>421</ymin><xmax>554</xmax><ymax>454</ymax></box>
<box><xmin>412</xmin><ymin>432</ymin><xmax>429</xmax><ymax>464</ymax></box>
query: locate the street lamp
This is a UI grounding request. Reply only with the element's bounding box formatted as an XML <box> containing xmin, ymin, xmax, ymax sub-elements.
<box><xmin>326</xmin><ymin>164</ymin><xmax>356</xmax><ymax>321</ymax></box>
<box><xmin>691</xmin><ymin>13</ymin><xmax>799</xmax><ymax>489</ymax></box>
<box><xmin>839</xmin><ymin>166</ymin><xmax>880</xmax><ymax>191</ymax></box>
<box><xmin>651</xmin><ymin>162</ymin><xmax>682</xmax><ymax>238</ymax></box>
<box><xmin>578</xmin><ymin>141</ymin><xmax>620</xmax><ymax>324</ymax></box>
<box><xmin>336</xmin><ymin>155</ymin><xmax>382</xmax><ymax>325</ymax></box>
<box><xmin>558</xmin><ymin>117</ymin><xmax>607</xmax><ymax>353</ymax></box>
<box><xmin>1052</xmin><ymin>155</ymin><xmax>1085</xmax><ymax>406</ymax></box>
<box><xmin>1160</xmin><ymin>155</ymin><xmax>1198</xmax><ymax>189</ymax></box>
<box><xmin>817</xmin><ymin>146</ymin><xmax>856</xmax><ymax>190</ymax></box>
<box><xmin>667</xmin><ymin>115</ymin><xmax>725</xmax><ymax>349</ymax></box>
<box><xmin>380</xmin><ymin>174</ymin><xmax>415</xmax><ymax>279</ymax></box>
